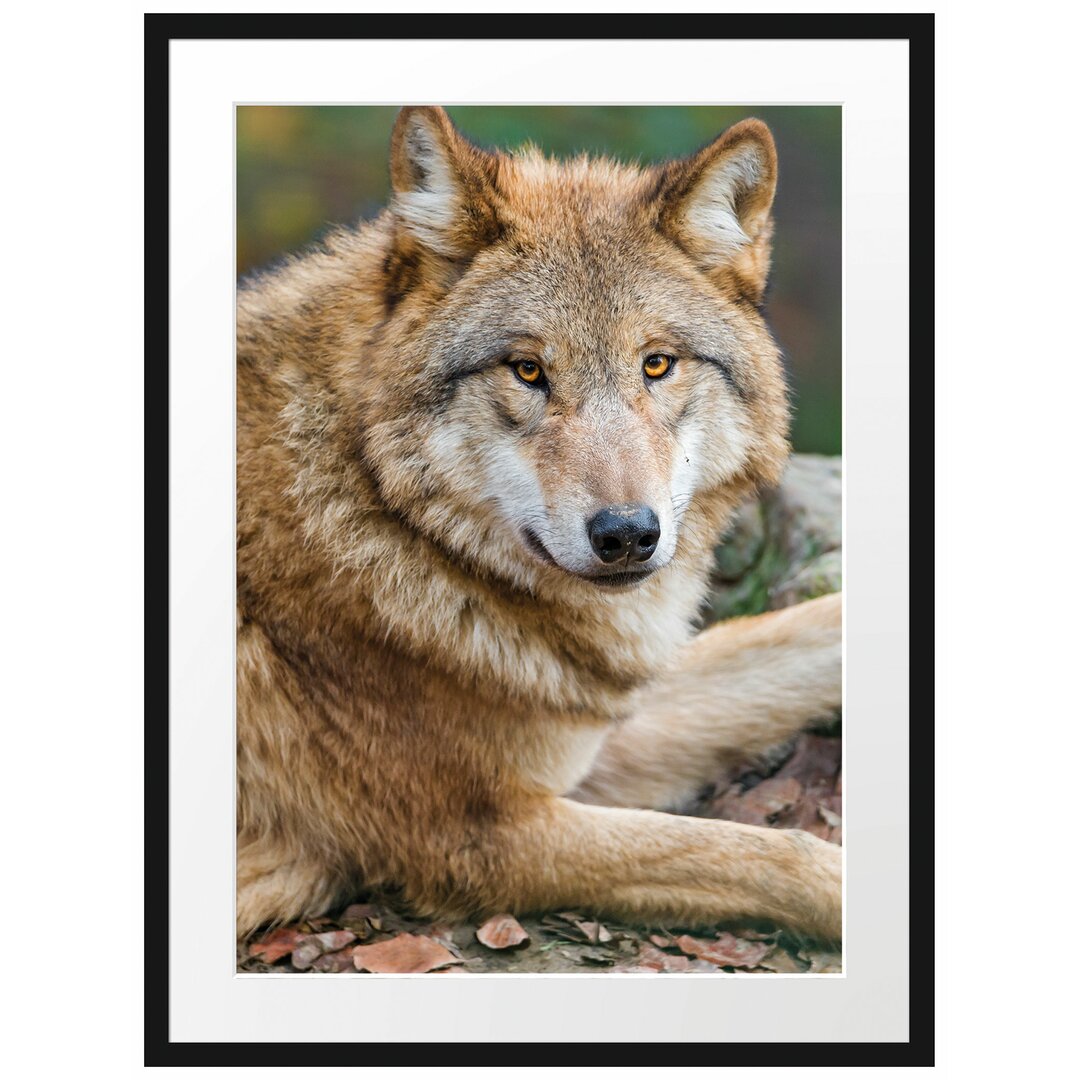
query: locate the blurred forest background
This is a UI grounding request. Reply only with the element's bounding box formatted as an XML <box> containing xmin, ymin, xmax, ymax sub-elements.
<box><xmin>237</xmin><ymin>106</ymin><xmax>840</xmax><ymax>454</ymax></box>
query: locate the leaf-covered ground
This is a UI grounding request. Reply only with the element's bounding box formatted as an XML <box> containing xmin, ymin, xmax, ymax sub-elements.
<box><xmin>237</xmin><ymin>456</ymin><xmax>843</xmax><ymax>976</ymax></box>
<box><xmin>238</xmin><ymin>728</ymin><xmax>842</xmax><ymax>976</ymax></box>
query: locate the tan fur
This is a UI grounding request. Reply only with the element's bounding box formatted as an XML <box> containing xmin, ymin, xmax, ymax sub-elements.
<box><xmin>237</xmin><ymin>107</ymin><xmax>842</xmax><ymax>943</ymax></box>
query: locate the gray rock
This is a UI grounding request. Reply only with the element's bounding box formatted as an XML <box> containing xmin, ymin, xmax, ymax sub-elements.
<box><xmin>702</xmin><ymin>454</ymin><xmax>842</xmax><ymax>624</ymax></box>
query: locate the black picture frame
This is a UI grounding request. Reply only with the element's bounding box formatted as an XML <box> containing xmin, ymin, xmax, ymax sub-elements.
<box><xmin>145</xmin><ymin>11</ymin><xmax>934</xmax><ymax>1067</ymax></box>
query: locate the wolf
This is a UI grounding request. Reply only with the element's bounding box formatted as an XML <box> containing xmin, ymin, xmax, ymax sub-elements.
<box><xmin>236</xmin><ymin>106</ymin><xmax>842</xmax><ymax>944</ymax></box>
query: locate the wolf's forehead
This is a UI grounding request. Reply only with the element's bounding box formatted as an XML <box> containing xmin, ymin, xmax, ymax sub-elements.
<box><xmin>470</xmin><ymin>229</ymin><xmax>696</xmax><ymax>337</ymax></box>
<box><xmin>466</xmin><ymin>248</ymin><xmax>660</xmax><ymax>352</ymax></box>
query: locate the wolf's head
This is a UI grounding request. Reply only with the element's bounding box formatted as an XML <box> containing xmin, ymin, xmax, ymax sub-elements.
<box><xmin>352</xmin><ymin>107</ymin><xmax>789</xmax><ymax>597</ymax></box>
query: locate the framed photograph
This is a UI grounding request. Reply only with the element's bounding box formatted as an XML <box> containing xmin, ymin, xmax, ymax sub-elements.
<box><xmin>148</xmin><ymin>12</ymin><xmax>932</xmax><ymax>1066</ymax></box>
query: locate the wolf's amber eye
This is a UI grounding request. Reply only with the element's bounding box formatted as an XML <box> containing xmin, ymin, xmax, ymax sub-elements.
<box><xmin>513</xmin><ymin>359</ymin><xmax>544</xmax><ymax>386</ymax></box>
<box><xmin>643</xmin><ymin>354</ymin><xmax>674</xmax><ymax>379</ymax></box>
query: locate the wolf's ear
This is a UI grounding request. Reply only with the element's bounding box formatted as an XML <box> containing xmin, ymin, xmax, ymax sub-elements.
<box><xmin>389</xmin><ymin>106</ymin><xmax>502</xmax><ymax>260</ymax></box>
<box><xmin>656</xmin><ymin>119</ymin><xmax>778</xmax><ymax>302</ymax></box>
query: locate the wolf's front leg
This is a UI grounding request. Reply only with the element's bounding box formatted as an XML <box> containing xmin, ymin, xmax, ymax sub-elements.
<box><xmin>572</xmin><ymin>591</ymin><xmax>842</xmax><ymax>811</ymax></box>
<box><xmin>418</xmin><ymin>796</ymin><xmax>841</xmax><ymax>942</ymax></box>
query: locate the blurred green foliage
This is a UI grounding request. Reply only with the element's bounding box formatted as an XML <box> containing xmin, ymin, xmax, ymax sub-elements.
<box><xmin>237</xmin><ymin>106</ymin><xmax>840</xmax><ymax>454</ymax></box>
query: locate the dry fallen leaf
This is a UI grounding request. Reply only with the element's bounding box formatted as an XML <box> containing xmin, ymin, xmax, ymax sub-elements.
<box><xmin>352</xmin><ymin>933</ymin><xmax>463</xmax><ymax>973</ymax></box>
<box><xmin>338</xmin><ymin>903</ymin><xmax>382</xmax><ymax>938</ymax></box>
<box><xmin>340</xmin><ymin>903</ymin><xmax>378</xmax><ymax>923</ymax></box>
<box><xmin>712</xmin><ymin>775</ymin><xmax>803</xmax><ymax>827</ymax></box>
<box><xmin>775</xmin><ymin>733</ymin><xmax>842</xmax><ymax>788</ymax></box>
<box><xmin>776</xmin><ymin>795</ymin><xmax>832</xmax><ymax>839</ymax></box>
<box><xmin>755</xmin><ymin>947</ymin><xmax>810</xmax><ymax>974</ymax></box>
<box><xmin>476</xmin><ymin>913</ymin><xmax>530</xmax><ymax>950</ymax></box>
<box><xmin>248</xmin><ymin>927</ymin><xmax>303</xmax><ymax>964</ymax></box>
<box><xmin>674</xmin><ymin>932</ymin><xmax>772</xmax><ymax>969</ymax></box>
<box><xmin>291</xmin><ymin>929</ymin><xmax>357</xmax><ymax>971</ymax></box>
<box><xmin>557</xmin><ymin>945</ymin><xmax>616</xmax><ymax>966</ymax></box>
<box><xmin>636</xmin><ymin>944</ymin><xmax>692</xmax><ymax>972</ymax></box>
<box><xmin>799</xmin><ymin>949</ymin><xmax>843</xmax><ymax>974</ymax></box>
<box><xmin>290</xmin><ymin>940</ymin><xmax>324</xmax><ymax>970</ymax></box>
<box><xmin>312</xmin><ymin>929</ymin><xmax>357</xmax><ymax>952</ymax></box>
<box><xmin>540</xmin><ymin>914</ymin><xmax>591</xmax><ymax>943</ymax></box>
<box><xmin>341</xmin><ymin>898</ymin><xmax>384</xmax><ymax>924</ymax></box>
<box><xmin>575</xmin><ymin>920</ymin><xmax>613</xmax><ymax>944</ymax></box>
<box><xmin>311</xmin><ymin>949</ymin><xmax>357</xmax><ymax>973</ymax></box>
<box><xmin>423</xmin><ymin>922</ymin><xmax>459</xmax><ymax>948</ymax></box>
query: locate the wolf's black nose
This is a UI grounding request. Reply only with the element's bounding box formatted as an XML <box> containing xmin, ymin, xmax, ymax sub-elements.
<box><xmin>587</xmin><ymin>504</ymin><xmax>661</xmax><ymax>564</ymax></box>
